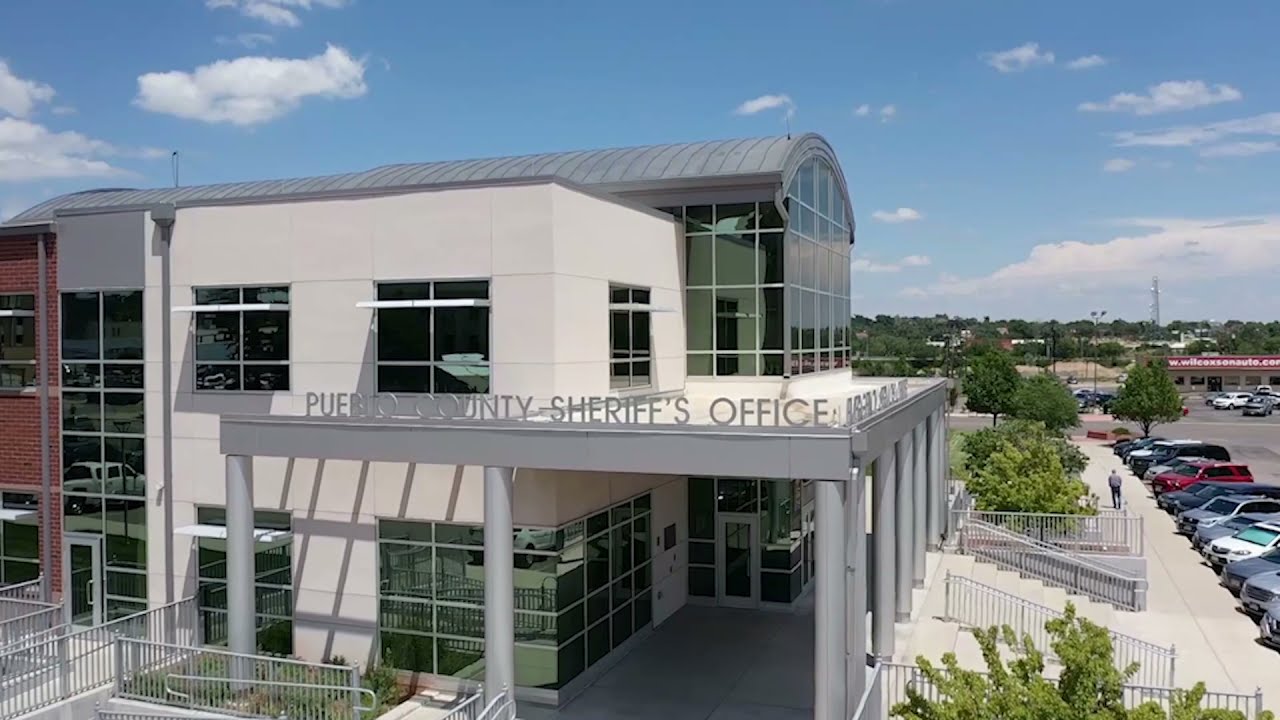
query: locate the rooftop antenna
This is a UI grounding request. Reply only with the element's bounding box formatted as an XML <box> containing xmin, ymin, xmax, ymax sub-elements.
<box><xmin>1149</xmin><ymin>275</ymin><xmax>1161</xmax><ymax>335</ymax></box>
<box><xmin>171</xmin><ymin>151</ymin><xmax>180</xmax><ymax>188</ymax></box>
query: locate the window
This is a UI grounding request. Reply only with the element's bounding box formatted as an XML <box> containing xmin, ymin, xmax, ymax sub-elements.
<box><xmin>785</xmin><ymin>158</ymin><xmax>852</xmax><ymax>376</ymax></box>
<box><xmin>196</xmin><ymin>508</ymin><xmax>293</xmax><ymax>655</ymax></box>
<box><xmin>374</xmin><ymin>281</ymin><xmax>490</xmax><ymax>393</ymax></box>
<box><xmin>1236</xmin><ymin>527</ymin><xmax>1280</xmax><ymax>546</ymax></box>
<box><xmin>0</xmin><ymin>294</ymin><xmax>36</xmax><ymax>388</ymax></box>
<box><xmin>609</xmin><ymin>286</ymin><xmax>652</xmax><ymax>389</ymax></box>
<box><xmin>61</xmin><ymin>290</ymin><xmax>147</xmax><ymax>619</ymax></box>
<box><xmin>193</xmin><ymin>286</ymin><xmax>290</xmax><ymax>391</ymax></box>
<box><xmin>0</xmin><ymin>493</ymin><xmax>38</xmax><ymax>583</ymax></box>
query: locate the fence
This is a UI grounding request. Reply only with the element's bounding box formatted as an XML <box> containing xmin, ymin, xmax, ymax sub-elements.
<box><xmin>0</xmin><ymin>578</ymin><xmax>44</xmax><ymax>602</ymax></box>
<box><xmin>957</xmin><ymin>518</ymin><xmax>1147</xmax><ymax>610</ymax></box>
<box><xmin>850</xmin><ymin>662</ymin><xmax>884</xmax><ymax>720</ymax></box>
<box><xmin>953</xmin><ymin>510</ymin><xmax>1144</xmax><ymax>556</ymax></box>
<box><xmin>0</xmin><ymin>597</ymin><xmax>199</xmax><ymax>718</ymax></box>
<box><xmin>439</xmin><ymin>692</ymin><xmax>485</xmax><ymax>720</ymax></box>
<box><xmin>475</xmin><ymin>688</ymin><xmax>516</xmax><ymax>720</ymax></box>
<box><xmin>116</xmin><ymin>638</ymin><xmax>371</xmax><ymax>720</ymax></box>
<box><xmin>0</xmin><ymin>602</ymin><xmax>62</xmax><ymax>651</ymax></box>
<box><xmin>880</xmin><ymin>662</ymin><xmax>1265</xmax><ymax>719</ymax></box>
<box><xmin>943</xmin><ymin>573</ymin><xmax>1175</xmax><ymax>687</ymax></box>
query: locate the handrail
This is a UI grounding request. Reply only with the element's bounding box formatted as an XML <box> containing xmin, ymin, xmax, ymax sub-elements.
<box><xmin>476</xmin><ymin>687</ymin><xmax>516</xmax><ymax>720</ymax></box>
<box><xmin>955</xmin><ymin>509</ymin><xmax>1144</xmax><ymax>556</ymax></box>
<box><xmin>438</xmin><ymin>692</ymin><xmax>484</xmax><ymax>720</ymax></box>
<box><xmin>849</xmin><ymin>661</ymin><xmax>884</xmax><ymax>720</ymax></box>
<box><xmin>0</xmin><ymin>577</ymin><xmax>44</xmax><ymax>601</ymax></box>
<box><xmin>964</xmin><ymin>518</ymin><xmax>1138</xmax><ymax>578</ymax></box>
<box><xmin>163</xmin><ymin>673</ymin><xmax>377</xmax><ymax>714</ymax></box>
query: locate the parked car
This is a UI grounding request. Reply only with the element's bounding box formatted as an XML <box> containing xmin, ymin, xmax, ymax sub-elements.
<box><xmin>1222</xmin><ymin>547</ymin><xmax>1280</xmax><ymax>594</ymax></box>
<box><xmin>1177</xmin><ymin>495</ymin><xmax>1280</xmax><ymax>536</ymax></box>
<box><xmin>1142</xmin><ymin>456</ymin><xmax>1207</xmax><ymax>485</ymax></box>
<box><xmin>1260</xmin><ymin>605</ymin><xmax>1280</xmax><ymax>649</ymax></box>
<box><xmin>1151</xmin><ymin>461</ymin><xmax>1253</xmax><ymax>496</ymax></box>
<box><xmin>1213</xmin><ymin>392</ymin><xmax>1254</xmax><ymax>410</ymax></box>
<box><xmin>1257</xmin><ymin>385</ymin><xmax>1274</xmax><ymax>396</ymax></box>
<box><xmin>1205</xmin><ymin>521</ymin><xmax>1280</xmax><ymax>569</ymax></box>
<box><xmin>1066</xmin><ymin>375</ymin><xmax>1078</xmax><ymax>385</ymax></box>
<box><xmin>1205</xmin><ymin>392</ymin><xmax>1225</xmax><ymax>406</ymax></box>
<box><xmin>1133</xmin><ymin>441</ymin><xmax>1230</xmax><ymax>477</ymax></box>
<box><xmin>1193</xmin><ymin>512</ymin><xmax>1280</xmax><ymax>553</ymax></box>
<box><xmin>1239</xmin><ymin>571</ymin><xmax>1280</xmax><ymax>617</ymax></box>
<box><xmin>1117</xmin><ymin>436</ymin><xmax>1166</xmax><ymax>460</ymax></box>
<box><xmin>1161</xmin><ymin>481</ymin><xmax>1280</xmax><ymax>514</ymax></box>
<box><xmin>1243</xmin><ymin>395</ymin><xmax>1276</xmax><ymax>417</ymax></box>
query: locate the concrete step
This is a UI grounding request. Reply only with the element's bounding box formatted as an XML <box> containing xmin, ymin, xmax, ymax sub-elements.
<box><xmin>994</xmin><ymin>569</ymin><xmax>1023</xmax><ymax>596</ymax></box>
<box><xmin>1073</xmin><ymin>597</ymin><xmax>1113</xmax><ymax>628</ymax></box>
<box><xmin>1040</xmin><ymin>585</ymin><xmax>1069</xmax><ymax>612</ymax></box>
<box><xmin>1017</xmin><ymin>578</ymin><xmax>1046</xmax><ymax>606</ymax></box>
<box><xmin>970</xmin><ymin>561</ymin><xmax>999</xmax><ymax>586</ymax></box>
<box><xmin>951</xmin><ymin>624</ymin><xmax>990</xmax><ymax>669</ymax></box>
<box><xmin>939</xmin><ymin>553</ymin><xmax>976</xmax><ymax>578</ymax></box>
<box><xmin>904</xmin><ymin>616</ymin><xmax>960</xmax><ymax>664</ymax></box>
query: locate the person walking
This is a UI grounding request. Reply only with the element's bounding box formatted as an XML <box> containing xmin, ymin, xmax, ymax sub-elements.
<box><xmin>1108</xmin><ymin>469</ymin><xmax>1124</xmax><ymax>510</ymax></box>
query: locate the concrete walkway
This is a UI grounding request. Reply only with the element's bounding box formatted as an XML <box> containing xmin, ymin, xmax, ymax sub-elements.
<box><xmin>1080</xmin><ymin>440</ymin><xmax>1280</xmax><ymax>699</ymax></box>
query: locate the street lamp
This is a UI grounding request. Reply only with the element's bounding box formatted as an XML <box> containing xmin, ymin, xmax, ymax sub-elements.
<box><xmin>1090</xmin><ymin>310</ymin><xmax>1107</xmax><ymax>393</ymax></box>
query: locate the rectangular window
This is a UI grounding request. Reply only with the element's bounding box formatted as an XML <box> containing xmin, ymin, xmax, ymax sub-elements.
<box><xmin>193</xmin><ymin>286</ymin><xmax>290</xmax><ymax>391</ymax></box>
<box><xmin>0</xmin><ymin>294</ymin><xmax>36</xmax><ymax>388</ymax></box>
<box><xmin>196</xmin><ymin>508</ymin><xmax>293</xmax><ymax>655</ymax></box>
<box><xmin>374</xmin><ymin>281</ymin><xmax>490</xmax><ymax>393</ymax></box>
<box><xmin>609</xmin><ymin>285</ymin><xmax>652</xmax><ymax>389</ymax></box>
<box><xmin>0</xmin><ymin>493</ymin><xmax>39</xmax><ymax>584</ymax></box>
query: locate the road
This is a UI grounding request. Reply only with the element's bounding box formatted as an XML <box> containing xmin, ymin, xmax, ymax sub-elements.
<box><xmin>948</xmin><ymin>403</ymin><xmax>1280</xmax><ymax>481</ymax></box>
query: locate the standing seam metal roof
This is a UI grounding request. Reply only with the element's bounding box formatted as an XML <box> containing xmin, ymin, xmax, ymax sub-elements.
<box><xmin>4</xmin><ymin>133</ymin><xmax>855</xmax><ymax>229</ymax></box>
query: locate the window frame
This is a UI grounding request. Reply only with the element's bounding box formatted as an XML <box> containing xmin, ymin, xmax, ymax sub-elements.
<box><xmin>194</xmin><ymin>506</ymin><xmax>294</xmax><ymax>653</ymax></box>
<box><xmin>191</xmin><ymin>285</ymin><xmax>292</xmax><ymax>393</ymax></box>
<box><xmin>608</xmin><ymin>284</ymin><xmax>653</xmax><ymax>390</ymax></box>
<box><xmin>0</xmin><ymin>294</ymin><xmax>37</xmax><ymax>389</ymax></box>
<box><xmin>372</xmin><ymin>279</ymin><xmax>492</xmax><ymax>395</ymax></box>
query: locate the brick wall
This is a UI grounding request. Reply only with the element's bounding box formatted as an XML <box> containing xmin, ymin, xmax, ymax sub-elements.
<box><xmin>0</xmin><ymin>234</ymin><xmax>61</xmax><ymax>594</ymax></box>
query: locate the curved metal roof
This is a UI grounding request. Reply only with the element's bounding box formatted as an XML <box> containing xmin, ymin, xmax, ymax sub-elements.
<box><xmin>5</xmin><ymin>133</ymin><xmax>854</xmax><ymax>228</ymax></box>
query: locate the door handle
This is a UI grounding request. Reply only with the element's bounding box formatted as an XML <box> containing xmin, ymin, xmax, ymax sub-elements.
<box><xmin>86</xmin><ymin>579</ymin><xmax>95</xmax><ymax>605</ymax></box>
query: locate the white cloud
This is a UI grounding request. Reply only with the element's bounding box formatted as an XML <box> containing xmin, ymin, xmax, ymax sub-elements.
<box><xmin>0</xmin><ymin>60</ymin><xmax>55</xmax><ymax>118</ymax></box>
<box><xmin>206</xmin><ymin>0</ymin><xmax>348</xmax><ymax>27</ymax></box>
<box><xmin>911</xmin><ymin>216</ymin><xmax>1280</xmax><ymax>298</ymax></box>
<box><xmin>851</xmin><ymin>254</ymin><xmax>932</xmax><ymax>273</ymax></box>
<box><xmin>1113</xmin><ymin>112</ymin><xmax>1280</xmax><ymax>149</ymax></box>
<box><xmin>51</xmin><ymin>105</ymin><xmax>76</xmax><ymax>116</ymax></box>
<box><xmin>879</xmin><ymin>104</ymin><xmax>897</xmax><ymax>122</ymax></box>
<box><xmin>134</xmin><ymin>44</ymin><xmax>368</xmax><ymax>126</ymax></box>
<box><xmin>1198</xmin><ymin>141</ymin><xmax>1280</xmax><ymax>158</ymax></box>
<box><xmin>1079</xmin><ymin>80</ymin><xmax>1242</xmax><ymax>116</ymax></box>
<box><xmin>1066</xmin><ymin>55</ymin><xmax>1107</xmax><ymax>70</ymax></box>
<box><xmin>898</xmin><ymin>287</ymin><xmax>929</xmax><ymax>299</ymax></box>
<box><xmin>854</xmin><ymin>104</ymin><xmax>871</xmax><ymax>117</ymax></box>
<box><xmin>982</xmin><ymin>42</ymin><xmax>1055</xmax><ymax>73</ymax></box>
<box><xmin>871</xmin><ymin>207</ymin><xmax>922</xmax><ymax>223</ymax></box>
<box><xmin>217</xmin><ymin>33</ymin><xmax>275</xmax><ymax>49</ymax></box>
<box><xmin>733</xmin><ymin>94</ymin><xmax>794</xmax><ymax>117</ymax></box>
<box><xmin>0</xmin><ymin>117</ymin><xmax>128</xmax><ymax>181</ymax></box>
<box><xmin>1102</xmin><ymin>157</ymin><xmax>1135</xmax><ymax>173</ymax></box>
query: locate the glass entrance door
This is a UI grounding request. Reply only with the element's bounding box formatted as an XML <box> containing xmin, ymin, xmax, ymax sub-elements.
<box><xmin>717</xmin><ymin>514</ymin><xmax>758</xmax><ymax>608</ymax></box>
<box><xmin>65</xmin><ymin>533</ymin><xmax>103</xmax><ymax>626</ymax></box>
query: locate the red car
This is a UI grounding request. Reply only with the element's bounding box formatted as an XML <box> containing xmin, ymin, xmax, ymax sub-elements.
<box><xmin>1151</xmin><ymin>461</ymin><xmax>1253</xmax><ymax>495</ymax></box>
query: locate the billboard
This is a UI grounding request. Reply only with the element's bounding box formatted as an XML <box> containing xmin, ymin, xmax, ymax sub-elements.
<box><xmin>1165</xmin><ymin>356</ymin><xmax>1280</xmax><ymax>370</ymax></box>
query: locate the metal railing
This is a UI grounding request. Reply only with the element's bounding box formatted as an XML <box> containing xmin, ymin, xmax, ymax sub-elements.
<box><xmin>953</xmin><ymin>509</ymin><xmax>1144</xmax><ymax>556</ymax></box>
<box><xmin>0</xmin><ymin>578</ymin><xmax>44</xmax><ymax>602</ymax></box>
<box><xmin>115</xmin><ymin>638</ymin><xmax>368</xmax><ymax>720</ymax></box>
<box><xmin>957</xmin><ymin>518</ymin><xmax>1147</xmax><ymax>610</ymax></box>
<box><xmin>0</xmin><ymin>597</ymin><xmax>198</xmax><ymax>718</ymax></box>
<box><xmin>943</xmin><ymin>573</ymin><xmax>1175</xmax><ymax>687</ymax></box>
<box><xmin>475</xmin><ymin>688</ymin><xmax>516</xmax><ymax>720</ymax></box>
<box><xmin>881</xmin><ymin>662</ymin><xmax>1265</xmax><ymax>718</ymax></box>
<box><xmin>849</xmin><ymin>662</ymin><xmax>884</xmax><ymax>720</ymax></box>
<box><xmin>438</xmin><ymin>692</ymin><xmax>485</xmax><ymax>720</ymax></box>
<box><xmin>0</xmin><ymin>602</ymin><xmax>62</xmax><ymax>651</ymax></box>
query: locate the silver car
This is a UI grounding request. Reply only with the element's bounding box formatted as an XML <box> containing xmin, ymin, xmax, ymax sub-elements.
<box><xmin>1144</xmin><ymin>456</ymin><xmax>1206</xmax><ymax>484</ymax></box>
<box><xmin>1194</xmin><ymin>512</ymin><xmax>1280</xmax><ymax>553</ymax></box>
<box><xmin>1261</xmin><ymin>605</ymin><xmax>1280</xmax><ymax>649</ymax></box>
<box><xmin>1177</xmin><ymin>495</ymin><xmax>1280</xmax><ymax>537</ymax></box>
<box><xmin>1240</xmin><ymin>571</ymin><xmax>1280</xmax><ymax>617</ymax></box>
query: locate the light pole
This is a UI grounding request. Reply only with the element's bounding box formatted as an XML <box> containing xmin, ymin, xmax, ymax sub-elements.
<box><xmin>1090</xmin><ymin>309</ymin><xmax>1107</xmax><ymax>394</ymax></box>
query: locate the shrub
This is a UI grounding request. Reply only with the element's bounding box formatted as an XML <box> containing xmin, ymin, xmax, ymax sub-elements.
<box><xmin>958</xmin><ymin>420</ymin><xmax>1091</xmax><ymax>515</ymax></box>
<box><xmin>1112</xmin><ymin>426</ymin><xmax>1132</xmax><ymax>436</ymax></box>
<box><xmin>1010</xmin><ymin>372</ymin><xmax>1080</xmax><ymax>433</ymax></box>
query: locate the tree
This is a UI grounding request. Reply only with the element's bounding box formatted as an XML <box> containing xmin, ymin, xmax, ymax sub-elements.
<box><xmin>1111</xmin><ymin>361</ymin><xmax>1183</xmax><ymax>438</ymax></box>
<box><xmin>964</xmin><ymin>351</ymin><xmax>1022</xmax><ymax>426</ymax></box>
<box><xmin>1010</xmin><ymin>373</ymin><xmax>1080</xmax><ymax>433</ymax></box>
<box><xmin>892</xmin><ymin>604</ymin><xmax>1274</xmax><ymax>720</ymax></box>
<box><xmin>965</xmin><ymin>436</ymin><xmax>1091</xmax><ymax>515</ymax></box>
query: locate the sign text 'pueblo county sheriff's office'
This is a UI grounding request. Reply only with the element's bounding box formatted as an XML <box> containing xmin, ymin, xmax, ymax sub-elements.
<box><xmin>304</xmin><ymin>380</ymin><xmax>910</xmax><ymax>428</ymax></box>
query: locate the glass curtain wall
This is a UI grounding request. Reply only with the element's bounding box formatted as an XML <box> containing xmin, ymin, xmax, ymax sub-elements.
<box><xmin>377</xmin><ymin>493</ymin><xmax>652</xmax><ymax>691</ymax></box>
<box><xmin>687</xmin><ymin>478</ymin><xmax>808</xmax><ymax>603</ymax></box>
<box><xmin>61</xmin><ymin>290</ymin><xmax>147</xmax><ymax>618</ymax></box>
<box><xmin>787</xmin><ymin>158</ymin><xmax>852</xmax><ymax>375</ymax></box>
<box><xmin>196</xmin><ymin>508</ymin><xmax>294</xmax><ymax>655</ymax></box>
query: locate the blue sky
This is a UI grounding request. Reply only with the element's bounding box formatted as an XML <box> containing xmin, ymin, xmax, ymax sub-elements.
<box><xmin>2</xmin><ymin>0</ymin><xmax>1278</xmax><ymax>321</ymax></box>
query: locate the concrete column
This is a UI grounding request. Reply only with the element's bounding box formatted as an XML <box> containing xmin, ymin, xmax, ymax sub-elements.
<box><xmin>871</xmin><ymin>447</ymin><xmax>897</xmax><ymax>658</ymax></box>
<box><xmin>225</xmin><ymin>455</ymin><xmax>256</xmax><ymax>659</ymax></box>
<box><xmin>815</xmin><ymin>480</ymin><xmax>847</xmax><ymax>720</ymax></box>
<box><xmin>912</xmin><ymin>423</ymin><xmax>927</xmax><ymax>589</ymax></box>
<box><xmin>845</xmin><ymin>462</ymin><xmax>869</xmax><ymax>717</ymax></box>
<box><xmin>927</xmin><ymin>410</ymin><xmax>943</xmax><ymax>549</ymax></box>
<box><xmin>483</xmin><ymin>466</ymin><xmax>516</xmax><ymax>705</ymax></box>
<box><xmin>895</xmin><ymin>433</ymin><xmax>914</xmax><ymax>622</ymax></box>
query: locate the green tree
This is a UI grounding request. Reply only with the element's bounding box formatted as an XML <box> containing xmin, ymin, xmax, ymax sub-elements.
<box><xmin>892</xmin><ymin>604</ymin><xmax>1274</xmax><ymax>720</ymax></box>
<box><xmin>1010</xmin><ymin>373</ymin><xmax>1080</xmax><ymax>433</ymax></box>
<box><xmin>965</xmin><ymin>436</ymin><xmax>1091</xmax><ymax>515</ymax></box>
<box><xmin>964</xmin><ymin>351</ymin><xmax>1022</xmax><ymax>426</ymax></box>
<box><xmin>1111</xmin><ymin>361</ymin><xmax>1183</xmax><ymax>438</ymax></box>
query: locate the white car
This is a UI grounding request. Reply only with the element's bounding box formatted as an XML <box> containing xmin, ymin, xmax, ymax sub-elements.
<box><xmin>63</xmin><ymin>461</ymin><xmax>144</xmax><ymax>495</ymax></box>
<box><xmin>1257</xmin><ymin>385</ymin><xmax>1274</xmax><ymax>396</ymax></box>
<box><xmin>1206</xmin><ymin>522</ymin><xmax>1280</xmax><ymax>569</ymax></box>
<box><xmin>1213</xmin><ymin>392</ymin><xmax>1254</xmax><ymax>410</ymax></box>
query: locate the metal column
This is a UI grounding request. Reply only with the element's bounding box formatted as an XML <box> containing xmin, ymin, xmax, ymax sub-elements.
<box><xmin>912</xmin><ymin>423</ymin><xmax>927</xmax><ymax>589</ymax></box>
<box><xmin>895</xmin><ymin>433</ymin><xmax>914</xmax><ymax>622</ymax></box>
<box><xmin>815</xmin><ymin>480</ymin><xmax>847</xmax><ymax>720</ymax></box>
<box><xmin>225</xmin><ymin>455</ymin><xmax>256</xmax><ymax>658</ymax></box>
<box><xmin>845</xmin><ymin>462</ymin><xmax>869</xmax><ymax>717</ymax></box>
<box><xmin>36</xmin><ymin>234</ymin><xmax>51</xmax><ymax>604</ymax></box>
<box><xmin>871</xmin><ymin>447</ymin><xmax>897</xmax><ymax>658</ymax></box>
<box><xmin>927</xmin><ymin>410</ymin><xmax>943</xmax><ymax>550</ymax></box>
<box><xmin>483</xmin><ymin>466</ymin><xmax>516</xmax><ymax>705</ymax></box>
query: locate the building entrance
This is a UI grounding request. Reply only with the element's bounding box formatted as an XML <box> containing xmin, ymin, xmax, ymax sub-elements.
<box><xmin>65</xmin><ymin>532</ymin><xmax>103</xmax><ymax>626</ymax></box>
<box><xmin>717</xmin><ymin>514</ymin><xmax>759</xmax><ymax>608</ymax></box>
<box><xmin>1208</xmin><ymin>376</ymin><xmax>1223</xmax><ymax>392</ymax></box>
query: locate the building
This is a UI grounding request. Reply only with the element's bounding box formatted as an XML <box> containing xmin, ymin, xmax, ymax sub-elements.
<box><xmin>1165</xmin><ymin>355</ymin><xmax>1280</xmax><ymax>393</ymax></box>
<box><xmin>0</xmin><ymin>134</ymin><xmax>947</xmax><ymax>719</ymax></box>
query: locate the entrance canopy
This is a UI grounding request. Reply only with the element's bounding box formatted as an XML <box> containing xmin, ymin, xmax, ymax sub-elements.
<box><xmin>219</xmin><ymin>378</ymin><xmax>947</xmax><ymax>480</ymax></box>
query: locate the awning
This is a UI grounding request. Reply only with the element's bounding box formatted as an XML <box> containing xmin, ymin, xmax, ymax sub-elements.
<box><xmin>0</xmin><ymin>509</ymin><xmax>36</xmax><ymax>521</ymax></box>
<box><xmin>0</xmin><ymin>310</ymin><xmax>35</xmax><ymax>318</ymax></box>
<box><xmin>608</xmin><ymin>303</ymin><xmax>675</xmax><ymax>313</ymax></box>
<box><xmin>175</xmin><ymin>524</ymin><xmax>291</xmax><ymax>543</ymax></box>
<box><xmin>356</xmin><ymin>299</ymin><xmax>490</xmax><ymax>309</ymax></box>
<box><xmin>171</xmin><ymin>304</ymin><xmax>291</xmax><ymax>313</ymax></box>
